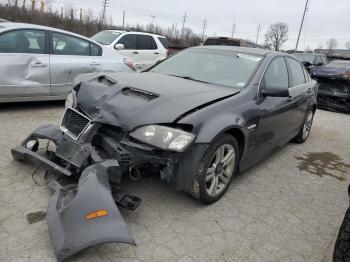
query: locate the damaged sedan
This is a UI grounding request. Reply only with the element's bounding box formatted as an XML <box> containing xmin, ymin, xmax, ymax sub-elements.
<box><xmin>12</xmin><ymin>46</ymin><xmax>317</xmax><ymax>261</ymax></box>
<box><xmin>310</xmin><ymin>59</ymin><xmax>350</xmax><ymax>113</ymax></box>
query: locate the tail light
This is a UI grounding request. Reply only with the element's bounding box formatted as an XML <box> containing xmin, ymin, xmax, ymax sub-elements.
<box><xmin>123</xmin><ymin>57</ymin><xmax>136</xmax><ymax>71</ymax></box>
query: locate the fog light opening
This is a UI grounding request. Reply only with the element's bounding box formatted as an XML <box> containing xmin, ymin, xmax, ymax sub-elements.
<box><xmin>26</xmin><ymin>139</ymin><xmax>39</xmax><ymax>152</ymax></box>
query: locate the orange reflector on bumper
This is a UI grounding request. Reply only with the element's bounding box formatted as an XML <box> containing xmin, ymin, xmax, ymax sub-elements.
<box><xmin>85</xmin><ymin>209</ymin><xmax>109</xmax><ymax>220</ymax></box>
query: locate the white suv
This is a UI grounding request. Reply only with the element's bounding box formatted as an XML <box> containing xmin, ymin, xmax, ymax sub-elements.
<box><xmin>92</xmin><ymin>30</ymin><xmax>168</xmax><ymax>71</ymax></box>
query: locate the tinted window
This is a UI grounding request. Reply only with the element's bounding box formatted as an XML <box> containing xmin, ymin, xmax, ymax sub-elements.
<box><xmin>0</xmin><ymin>29</ymin><xmax>45</xmax><ymax>54</ymax></box>
<box><xmin>90</xmin><ymin>43</ymin><xmax>102</xmax><ymax>56</ymax></box>
<box><xmin>287</xmin><ymin>58</ymin><xmax>306</xmax><ymax>86</ymax></box>
<box><xmin>263</xmin><ymin>57</ymin><xmax>288</xmax><ymax>89</ymax></box>
<box><xmin>158</xmin><ymin>37</ymin><xmax>168</xmax><ymax>48</ymax></box>
<box><xmin>204</xmin><ymin>38</ymin><xmax>240</xmax><ymax>46</ymax></box>
<box><xmin>91</xmin><ymin>31</ymin><xmax>122</xmax><ymax>45</ymax></box>
<box><xmin>52</xmin><ymin>32</ymin><xmax>89</xmax><ymax>56</ymax></box>
<box><xmin>117</xmin><ymin>34</ymin><xmax>136</xmax><ymax>49</ymax></box>
<box><xmin>137</xmin><ymin>35</ymin><xmax>157</xmax><ymax>50</ymax></box>
<box><xmin>151</xmin><ymin>49</ymin><xmax>263</xmax><ymax>89</ymax></box>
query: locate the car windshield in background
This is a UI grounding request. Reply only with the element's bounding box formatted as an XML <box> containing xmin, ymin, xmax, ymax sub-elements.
<box><xmin>326</xmin><ymin>60</ymin><xmax>350</xmax><ymax>68</ymax></box>
<box><xmin>91</xmin><ymin>31</ymin><xmax>121</xmax><ymax>45</ymax></box>
<box><xmin>150</xmin><ymin>48</ymin><xmax>263</xmax><ymax>88</ymax></box>
<box><xmin>294</xmin><ymin>53</ymin><xmax>316</xmax><ymax>64</ymax></box>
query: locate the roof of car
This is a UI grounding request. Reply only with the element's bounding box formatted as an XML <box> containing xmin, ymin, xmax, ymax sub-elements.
<box><xmin>104</xmin><ymin>29</ymin><xmax>166</xmax><ymax>38</ymax></box>
<box><xmin>191</xmin><ymin>45</ymin><xmax>273</xmax><ymax>56</ymax></box>
<box><xmin>0</xmin><ymin>22</ymin><xmax>102</xmax><ymax>45</ymax></box>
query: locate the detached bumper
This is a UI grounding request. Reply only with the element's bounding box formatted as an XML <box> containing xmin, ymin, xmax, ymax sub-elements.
<box><xmin>12</xmin><ymin>125</ymin><xmax>135</xmax><ymax>261</ymax></box>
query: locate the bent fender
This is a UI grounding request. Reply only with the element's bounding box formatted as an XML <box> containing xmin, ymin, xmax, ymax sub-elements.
<box><xmin>47</xmin><ymin>163</ymin><xmax>135</xmax><ymax>261</ymax></box>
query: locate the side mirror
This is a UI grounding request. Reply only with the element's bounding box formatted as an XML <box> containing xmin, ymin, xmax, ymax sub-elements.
<box><xmin>115</xmin><ymin>44</ymin><xmax>124</xmax><ymax>50</ymax></box>
<box><xmin>262</xmin><ymin>86</ymin><xmax>289</xmax><ymax>97</ymax></box>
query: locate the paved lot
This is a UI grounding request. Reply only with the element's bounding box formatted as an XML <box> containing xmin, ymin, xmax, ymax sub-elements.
<box><xmin>0</xmin><ymin>102</ymin><xmax>350</xmax><ymax>262</ymax></box>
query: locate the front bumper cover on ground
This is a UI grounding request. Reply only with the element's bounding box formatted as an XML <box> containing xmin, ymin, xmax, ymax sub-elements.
<box><xmin>11</xmin><ymin>125</ymin><xmax>135</xmax><ymax>261</ymax></box>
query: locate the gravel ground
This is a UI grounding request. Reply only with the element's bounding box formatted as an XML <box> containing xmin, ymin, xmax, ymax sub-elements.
<box><xmin>0</xmin><ymin>102</ymin><xmax>349</xmax><ymax>262</ymax></box>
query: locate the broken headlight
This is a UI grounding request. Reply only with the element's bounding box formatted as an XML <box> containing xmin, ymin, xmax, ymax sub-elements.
<box><xmin>65</xmin><ymin>91</ymin><xmax>77</xmax><ymax>108</ymax></box>
<box><xmin>130</xmin><ymin>125</ymin><xmax>195</xmax><ymax>152</ymax></box>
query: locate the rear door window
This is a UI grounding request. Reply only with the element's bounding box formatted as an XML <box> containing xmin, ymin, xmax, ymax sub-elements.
<box><xmin>52</xmin><ymin>32</ymin><xmax>90</xmax><ymax>56</ymax></box>
<box><xmin>117</xmin><ymin>34</ymin><xmax>136</xmax><ymax>49</ymax></box>
<box><xmin>286</xmin><ymin>58</ymin><xmax>306</xmax><ymax>87</ymax></box>
<box><xmin>137</xmin><ymin>35</ymin><xmax>157</xmax><ymax>50</ymax></box>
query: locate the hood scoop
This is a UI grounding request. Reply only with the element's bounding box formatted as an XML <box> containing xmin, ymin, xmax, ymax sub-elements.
<box><xmin>122</xmin><ymin>87</ymin><xmax>159</xmax><ymax>101</ymax></box>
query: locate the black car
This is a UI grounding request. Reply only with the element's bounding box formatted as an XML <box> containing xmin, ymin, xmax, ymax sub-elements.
<box><xmin>310</xmin><ymin>60</ymin><xmax>350</xmax><ymax>113</ymax></box>
<box><xmin>12</xmin><ymin>46</ymin><xmax>317</xmax><ymax>261</ymax></box>
<box><xmin>293</xmin><ymin>52</ymin><xmax>328</xmax><ymax>71</ymax></box>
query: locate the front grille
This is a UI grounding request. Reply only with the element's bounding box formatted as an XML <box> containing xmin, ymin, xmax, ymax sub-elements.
<box><xmin>61</xmin><ymin>108</ymin><xmax>91</xmax><ymax>139</ymax></box>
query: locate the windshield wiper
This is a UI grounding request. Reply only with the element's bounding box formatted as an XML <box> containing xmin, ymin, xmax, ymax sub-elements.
<box><xmin>169</xmin><ymin>75</ymin><xmax>210</xmax><ymax>84</ymax></box>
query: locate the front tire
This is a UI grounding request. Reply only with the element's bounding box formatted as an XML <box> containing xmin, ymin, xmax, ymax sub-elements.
<box><xmin>195</xmin><ymin>134</ymin><xmax>240</xmax><ymax>204</ymax></box>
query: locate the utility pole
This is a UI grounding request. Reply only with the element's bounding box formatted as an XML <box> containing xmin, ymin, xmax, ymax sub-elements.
<box><xmin>40</xmin><ymin>0</ymin><xmax>44</xmax><ymax>14</ymax></box>
<box><xmin>181</xmin><ymin>12</ymin><xmax>187</xmax><ymax>35</ymax></box>
<box><xmin>22</xmin><ymin>0</ymin><xmax>26</xmax><ymax>9</ymax></box>
<box><xmin>101</xmin><ymin>0</ymin><xmax>110</xmax><ymax>25</ymax></box>
<box><xmin>231</xmin><ymin>23</ymin><xmax>236</xmax><ymax>37</ymax></box>
<box><xmin>150</xmin><ymin>14</ymin><xmax>156</xmax><ymax>24</ymax></box>
<box><xmin>122</xmin><ymin>10</ymin><xmax>125</xmax><ymax>29</ymax></box>
<box><xmin>80</xmin><ymin>8</ymin><xmax>83</xmax><ymax>21</ymax></box>
<box><xmin>201</xmin><ymin>18</ymin><xmax>207</xmax><ymax>42</ymax></box>
<box><xmin>295</xmin><ymin>0</ymin><xmax>309</xmax><ymax>51</ymax></box>
<box><xmin>31</xmin><ymin>0</ymin><xmax>35</xmax><ymax>20</ymax></box>
<box><xmin>60</xmin><ymin>6</ymin><xmax>63</xmax><ymax>19</ymax></box>
<box><xmin>255</xmin><ymin>23</ymin><xmax>261</xmax><ymax>44</ymax></box>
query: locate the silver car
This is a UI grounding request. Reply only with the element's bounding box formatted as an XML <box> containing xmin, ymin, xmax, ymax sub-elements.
<box><xmin>0</xmin><ymin>22</ymin><xmax>134</xmax><ymax>102</ymax></box>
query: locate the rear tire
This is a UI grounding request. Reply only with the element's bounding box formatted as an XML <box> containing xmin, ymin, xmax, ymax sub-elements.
<box><xmin>333</xmin><ymin>208</ymin><xmax>350</xmax><ymax>262</ymax></box>
<box><xmin>194</xmin><ymin>134</ymin><xmax>240</xmax><ymax>204</ymax></box>
<box><xmin>293</xmin><ymin>109</ymin><xmax>314</xmax><ymax>143</ymax></box>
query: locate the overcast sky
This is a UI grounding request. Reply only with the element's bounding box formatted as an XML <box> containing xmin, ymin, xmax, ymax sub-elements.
<box><xmin>20</xmin><ymin>0</ymin><xmax>350</xmax><ymax>50</ymax></box>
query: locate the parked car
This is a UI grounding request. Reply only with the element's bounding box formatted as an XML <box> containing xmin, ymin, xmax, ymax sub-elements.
<box><xmin>333</xmin><ymin>184</ymin><xmax>350</xmax><ymax>262</ymax></box>
<box><xmin>203</xmin><ymin>36</ymin><xmax>262</xmax><ymax>48</ymax></box>
<box><xmin>309</xmin><ymin>59</ymin><xmax>350</xmax><ymax>113</ymax></box>
<box><xmin>0</xmin><ymin>22</ymin><xmax>134</xmax><ymax>103</ymax></box>
<box><xmin>293</xmin><ymin>52</ymin><xmax>328</xmax><ymax>71</ymax></box>
<box><xmin>91</xmin><ymin>30</ymin><xmax>168</xmax><ymax>71</ymax></box>
<box><xmin>12</xmin><ymin>46</ymin><xmax>317</xmax><ymax>261</ymax></box>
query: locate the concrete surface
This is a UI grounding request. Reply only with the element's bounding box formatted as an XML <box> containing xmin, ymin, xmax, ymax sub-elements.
<box><xmin>0</xmin><ymin>102</ymin><xmax>350</xmax><ymax>262</ymax></box>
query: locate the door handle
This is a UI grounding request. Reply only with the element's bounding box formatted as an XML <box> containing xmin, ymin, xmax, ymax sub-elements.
<box><xmin>307</xmin><ymin>88</ymin><xmax>312</xmax><ymax>93</ymax></box>
<box><xmin>154</xmin><ymin>52</ymin><xmax>159</xmax><ymax>54</ymax></box>
<box><xmin>133</xmin><ymin>51</ymin><xmax>139</xmax><ymax>54</ymax></box>
<box><xmin>89</xmin><ymin>62</ymin><xmax>100</xmax><ymax>66</ymax></box>
<box><xmin>31</xmin><ymin>62</ymin><xmax>46</xmax><ymax>67</ymax></box>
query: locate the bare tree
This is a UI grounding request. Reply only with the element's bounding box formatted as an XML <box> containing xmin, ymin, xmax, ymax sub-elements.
<box><xmin>304</xmin><ymin>46</ymin><xmax>312</xmax><ymax>53</ymax></box>
<box><xmin>326</xmin><ymin>38</ymin><xmax>338</xmax><ymax>50</ymax></box>
<box><xmin>264</xmin><ymin>22</ymin><xmax>289</xmax><ymax>51</ymax></box>
<box><xmin>345</xmin><ymin>41</ymin><xmax>350</xmax><ymax>50</ymax></box>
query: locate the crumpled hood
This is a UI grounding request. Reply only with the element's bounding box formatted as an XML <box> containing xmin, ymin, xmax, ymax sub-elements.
<box><xmin>77</xmin><ymin>72</ymin><xmax>240</xmax><ymax>130</ymax></box>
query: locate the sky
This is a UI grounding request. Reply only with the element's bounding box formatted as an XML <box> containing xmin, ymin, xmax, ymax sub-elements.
<box><xmin>10</xmin><ymin>0</ymin><xmax>350</xmax><ymax>50</ymax></box>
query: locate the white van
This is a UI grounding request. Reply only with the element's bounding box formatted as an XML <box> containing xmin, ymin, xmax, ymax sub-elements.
<box><xmin>92</xmin><ymin>30</ymin><xmax>168</xmax><ymax>71</ymax></box>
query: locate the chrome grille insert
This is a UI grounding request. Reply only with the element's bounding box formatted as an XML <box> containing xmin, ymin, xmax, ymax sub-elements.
<box><xmin>60</xmin><ymin>108</ymin><xmax>91</xmax><ymax>140</ymax></box>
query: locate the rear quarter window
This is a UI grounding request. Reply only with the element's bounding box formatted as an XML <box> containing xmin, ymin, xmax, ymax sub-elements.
<box><xmin>158</xmin><ymin>37</ymin><xmax>168</xmax><ymax>49</ymax></box>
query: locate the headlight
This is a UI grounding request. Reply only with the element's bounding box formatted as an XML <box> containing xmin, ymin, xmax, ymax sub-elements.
<box><xmin>65</xmin><ymin>91</ymin><xmax>77</xmax><ymax>108</ymax></box>
<box><xmin>129</xmin><ymin>125</ymin><xmax>195</xmax><ymax>152</ymax></box>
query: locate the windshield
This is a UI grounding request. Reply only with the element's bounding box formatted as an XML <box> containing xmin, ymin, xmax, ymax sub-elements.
<box><xmin>294</xmin><ymin>53</ymin><xmax>316</xmax><ymax>64</ymax></box>
<box><xmin>91</xmin><ymin>31</ymin><xmax>122</xmax><ymax>45</ymax></box>
<box><xmin>326</xmin><ymin>60</ymin><xmax>350</xmax><ymax>68</ymax></box>
<box><xmin>150</xmin><ymin>48</ymin><xmax>263</xmax><ymax>88</ymax></box>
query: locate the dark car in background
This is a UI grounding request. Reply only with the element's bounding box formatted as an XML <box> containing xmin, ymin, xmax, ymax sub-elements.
<box><xmin>310</xmin><ymin>60</ymin><xmax>350</xmax><ymax>113</ymax></box>
<box><xmin>12</xmin><ymin>46</ymin><xmax>317</xmax><ymax>261</ymax></box>
<box><xmin>203</xmin><ymin>36</ymin><xmax>262</xmax><ymax>48</ymax></box>
<box><xmin>293</xmin><ymin>52</ymin><xmax>328</xmax><ymax>71</ymax></box>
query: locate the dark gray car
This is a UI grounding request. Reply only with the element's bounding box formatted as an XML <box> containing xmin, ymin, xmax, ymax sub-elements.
<box><xmin>12</xmin><ymin>46</ymin><xmax>317</xmax><ymax>261</ymax></box>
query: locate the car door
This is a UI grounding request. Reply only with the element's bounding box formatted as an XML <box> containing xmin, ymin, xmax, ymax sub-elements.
<box><xmin>115</xmin><ymin>33</ymin><xmax>137</xmax><ymax>63</ymax></box>
<box><xmin>285</xmin><ymin>57</ymin><xmax>310</xmax><ymax>132</ymax></box>
<box><xmin>135</xmin><ymin>34</ymin><xmax>159</xmax><ymax>70</ymax></box>
<box><xmin>248</xmin><ymin>56</ymin><xmax>296</xmax><ymax>162</ymax></box>
<box><xmin>0</xmin><ymin>29</ymin><xmax>50</xmax><ymax>98</ymax></box>
<box><xmin>49</xmin><ymin>32</ymin><xmax>102</xmax><ymax>96</ymax></box>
